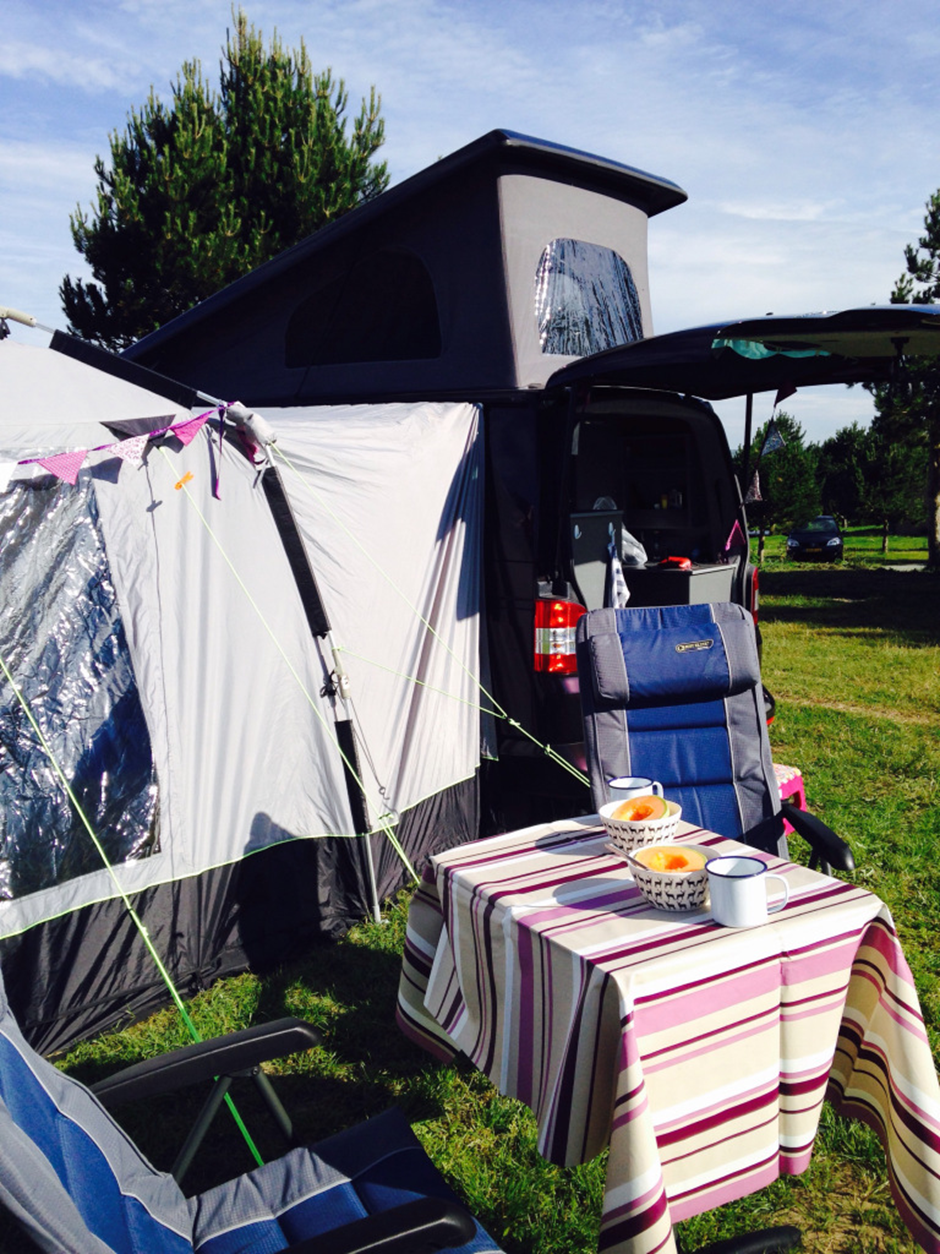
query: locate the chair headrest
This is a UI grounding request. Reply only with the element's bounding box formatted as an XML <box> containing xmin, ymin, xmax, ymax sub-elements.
<box><xmin>577</xmin><ymin>603</ymin><xmax>762</xmax><ymax>707</ymax></box>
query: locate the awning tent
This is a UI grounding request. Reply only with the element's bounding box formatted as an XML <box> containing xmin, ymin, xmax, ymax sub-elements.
<box><xmin>0</xmin><ymin>339</ymin><xmax>483</xmax><ymax>1053</ymax></box>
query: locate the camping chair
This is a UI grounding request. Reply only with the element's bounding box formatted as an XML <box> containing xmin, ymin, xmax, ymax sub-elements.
<box><xmin>0</xmin><ymin>968</ymin><xmax>501</xmax><ymax>1254</ymax></box>
<box><xmin>575</xmin><ymin>602</ymin><xmax>854</xmax><ymax>874</ymax></box>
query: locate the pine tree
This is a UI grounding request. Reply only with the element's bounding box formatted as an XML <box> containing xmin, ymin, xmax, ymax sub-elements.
<box><xmin>60</xmin><ymin>11</ymin><xmax>388</xmax><ymax>350</ymax></box>
<box><xmin>870</xmin><ymin>189</ymin><xmax>940</xmax><ymax>569</ymax></box>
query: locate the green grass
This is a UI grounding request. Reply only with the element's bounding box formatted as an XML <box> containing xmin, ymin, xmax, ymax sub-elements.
<box><xmin>755</xmin><ymin>525</ymin><xmax>929</xmax><ymax>568</ymax></box>
<box><xmin>34</xmin><ymin>559</ymin><xmax>940</xmax><ymax>1254</ymax></box>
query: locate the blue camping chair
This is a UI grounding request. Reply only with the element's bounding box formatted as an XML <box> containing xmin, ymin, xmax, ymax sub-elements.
<box><xmin>576</xmin><ymin>602</ymin><xmax>853</xmax><ymax>873</ymax></box>
<box><xmin>0</xmin><ymin>967</ymin><xmax>501</xmax><ymax>1254</ymax></box>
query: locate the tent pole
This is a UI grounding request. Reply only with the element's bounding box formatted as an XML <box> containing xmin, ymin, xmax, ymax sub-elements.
<box><xmin>743</xmin><ymin>392</ymin><xmax>754</xmax><ymax>489</ymax></box>
<box><xmin>361</xmin><ymin>834</ymin><xmax>382</xmax><ymax>924</ymax></box>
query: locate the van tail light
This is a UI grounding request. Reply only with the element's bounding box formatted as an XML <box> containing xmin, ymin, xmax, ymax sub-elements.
<box><xmin>534</xmin><ymin>598</ymin><xmax>587</xmax><ymax>674</ymax></box>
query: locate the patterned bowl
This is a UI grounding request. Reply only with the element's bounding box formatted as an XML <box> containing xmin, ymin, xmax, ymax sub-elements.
<box><xmin>624</xmin><ymin>843</ymin><xmax>711</xmax><ymax>912</ymax></box>
<box><xmin>600</xmin><ymin>798</ymin><xmax>682</xmax><ymax>854</ymax></box>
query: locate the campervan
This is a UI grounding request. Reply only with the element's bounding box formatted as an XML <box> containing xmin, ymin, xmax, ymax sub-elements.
<box><xmin>126</xmin><ymin>129</ymin><xmax>940</xmax><ymax>833</ymax></box>
<box><xmin>5</xmin><ymin>133</ymin><xmax>936</xmax><ymax>1053</ymax></box>
<box><xmin>120</xmin><ymin>132</ymin><xmax>744</xmax><ymax>830</ymax></box>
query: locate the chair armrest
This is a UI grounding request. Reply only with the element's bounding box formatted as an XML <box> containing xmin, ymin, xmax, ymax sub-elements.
<box><xmin>91</xmin><ymin>1018</ymin><xmax>321</xmax><ymax>1108</ymax></box>
<box><xmin>780</xmin><ymin>801</ymin><xmax>855</xmax><ymax>875</ymax></box>
<box><xmin>285</xmin><ymin>1197</ymin><xmax>477</xmax><ymax>1254</ymax></box>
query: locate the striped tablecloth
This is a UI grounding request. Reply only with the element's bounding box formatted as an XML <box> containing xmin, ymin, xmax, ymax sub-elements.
<box><xmin>397</xmin><ymin>816</ymin><xmax>940</xmax><ymax>1254</ymax></box>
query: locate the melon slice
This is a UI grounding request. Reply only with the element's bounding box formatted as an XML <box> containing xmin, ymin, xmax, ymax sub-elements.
<box><xmin>612</xmin><ymin>794</ymin><xmax>669</xmax><ymax>822</ymax></box>
<box><xmin>634</xmin><ymin>846</ymin><xmax>706</xmax><ymax>873</ymax></box>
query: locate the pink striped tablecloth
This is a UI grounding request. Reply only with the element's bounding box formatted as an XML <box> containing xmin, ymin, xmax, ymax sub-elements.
<box><xmin>397</xmin><ymin>816</ymin><xmax>940</xmax><ymax>1254</ymax></box>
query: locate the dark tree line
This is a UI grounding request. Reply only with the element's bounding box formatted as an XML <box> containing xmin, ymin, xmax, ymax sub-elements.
<box><xmin>735</xmin><ymin>409</ymin><xmax>927</xmax><ymax>551</ymax></box>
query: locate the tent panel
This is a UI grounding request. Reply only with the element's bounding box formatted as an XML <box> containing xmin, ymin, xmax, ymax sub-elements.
<box><xmin>265</xmin><ymin>402</ymin><xmax>484</xmax><ymax>829</ymax></box>
<box><xmin>0</xmin><ymin>340</ymin><xmax>190</xmax><ymax>450</ymax></box>
<box><xmin>93</xmin><ymin>427</ymin><xmax>359</xmax><ymax>875</ymax></box>
<box><xmin>0</xmin><ymin>829</ymin><xmax>374</xmax><ymax>1054</ymax></box>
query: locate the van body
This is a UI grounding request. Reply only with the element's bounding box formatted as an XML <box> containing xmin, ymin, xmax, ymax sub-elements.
<box><xmin>127</xmin><ymin>130</ymin><xmax>935</xmax><ymax>833</ymax></box>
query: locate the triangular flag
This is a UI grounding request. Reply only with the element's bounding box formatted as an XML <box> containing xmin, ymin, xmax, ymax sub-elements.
<box><xmin>744</xmin><ymin>469</ymin><xmax>762</xmax><ymax>503</ymax></box>
<box><xmin>170</xmin><ymin>414</ymin><xmax>209</xmax><ymax>447</ymax></box>
<box><xmin>724</xmin><ymin>520</ymin><xmax>747</xmax><ymax>552</ymax></box>
<box><xmin>774</xmin><ymin>383</ymin><xmax>797</xmax><ymax>407</ymax></box>
<box><xmin>110</xmin><ymin>433</ymin><xmax>150</xmax><ymax>466</ymax></box>
<box><xmin>760</xmin><ymin>419</ymin><xmax>786</xmax><ymax>457</ymax></box>
<box><xmin>36</xmin><ymin>449</ymin><xmax>87</xmax><ymax>485</ymax></box>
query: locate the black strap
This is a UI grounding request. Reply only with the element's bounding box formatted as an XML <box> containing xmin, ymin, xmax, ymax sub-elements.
<box><xmin>260</xmin><ymin>467</ymin><xmax>330</xmax><ymax>638</ymax></box>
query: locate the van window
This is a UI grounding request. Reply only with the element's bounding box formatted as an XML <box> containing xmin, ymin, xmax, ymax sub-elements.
<box><xmin>535</xmin><ymin>239</ymin><xmax>643</xmax><ymax>356</ymax></box>
<box><xmin>285</xmin><ymin>248</ymin><xmax>442</xmax><ymax>367</ymax></box>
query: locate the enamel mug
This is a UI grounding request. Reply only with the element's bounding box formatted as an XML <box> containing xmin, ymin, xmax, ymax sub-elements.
<box><xmin>706</xmin><ymin>855</ymin><xmax>789</xmax><ymax>928</ymax></box>
<box><xmin>607</xmin><ymin>776</ymin><xmax>664</xmax><ymax>804</ymax></box>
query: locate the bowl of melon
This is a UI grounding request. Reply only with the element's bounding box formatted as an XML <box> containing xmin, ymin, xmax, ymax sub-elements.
<box><xmin>625</xmin><ymin>843</ymin><xmax>711</xmax><ymax>911</ymax></box>
<box><xmin>600</xmin><ymin>793</ymin><xmax>682</xmax><ymax>853</ymax></box>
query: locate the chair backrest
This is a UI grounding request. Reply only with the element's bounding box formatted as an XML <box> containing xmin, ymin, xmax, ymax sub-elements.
<box><xmin>0</xmin><ymin>968</ymin><xmax>194</xmax><ymax>1254</ymax></box>
<box><xmin>576</xmin><ymin>602</ymin><xmax>786</xmax><ymax>855</ymax></box>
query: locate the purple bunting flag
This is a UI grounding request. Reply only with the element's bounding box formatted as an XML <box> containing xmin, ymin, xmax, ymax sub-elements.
<box><xmin>36</xmin><ymin>449</ymin><xmax>88</xmax><ymax>485</ymax></box>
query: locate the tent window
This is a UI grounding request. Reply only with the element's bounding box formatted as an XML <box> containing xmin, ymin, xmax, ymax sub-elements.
<box><xmin>0</xmin><ymin>477</ymin><xmax>159</xmax><ymax>901</ymax></box>
<box><xmin>285</xmin><ymin>248</ymin><xmax>442</xmax><ymax>367</ymax></box>
<box><xmin>535</xmin><ymin>239</ymin><xmax>643</xmax><ymax>357</ymax></box>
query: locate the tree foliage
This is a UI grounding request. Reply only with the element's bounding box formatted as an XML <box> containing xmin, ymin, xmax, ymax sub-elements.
<box><xmin>736</xmin><ymin>411</ymin><xmax>820</xmax><ymax>536</ymax></box>
<box><xmin>867</xmin><ymin>189</ymin><xmax>940</xmax><ymax>568</ymax></box>
<box><xmin>61</xmin><ymin>10</ymin><xmax>388</xmax><ymax>350</ymax></box>
<box><xmin>815</xmin><ymin>421</ymin><xmax>869</xmax><ymax>522</ymax></box>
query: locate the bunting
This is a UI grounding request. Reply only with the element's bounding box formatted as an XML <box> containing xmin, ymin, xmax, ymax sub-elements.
<box><xmin>3</xmin><ymin>410</ymin><xmax>216</xmax><ymax>489</ymax></box>
<box><xmin>760</xmin><ymin>418</ymin><xmax>786</xmax><ymax>457</ymax></box>
<box><xmin>723</xmin><ymin>520</ymin><xmax>748</xmax><ymax>553</ymax></box>
<box><xmin>35</xmin><ymin>449</ymin><xmax>88</xmax><ymax>485</ymax></box>
<box><xmin>172</xmin><ymin>414</ymin><xmax>210</xmax><ymax>447</ymax></box>
<box><xmin>109</xmin><ymin>433</ymin><xmax>150</xmax><ymax>466</ymax></box>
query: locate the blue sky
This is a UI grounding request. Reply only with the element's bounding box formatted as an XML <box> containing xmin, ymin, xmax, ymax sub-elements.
<box><xmin>3</xmin><ymin>0</ymin><xmax>939</xmax><ymax>447</ymax></box>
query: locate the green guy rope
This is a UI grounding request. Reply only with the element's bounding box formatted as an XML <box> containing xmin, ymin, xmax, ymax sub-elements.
<box><xmin>163</xmin><ymin>447</ymin><xmax>418</xmax><ymax>881</ymax></box>
<box><xmin>0</xmin><ymin>649</ymin><xmax>265</xmax><ymax>1169</ymax></box>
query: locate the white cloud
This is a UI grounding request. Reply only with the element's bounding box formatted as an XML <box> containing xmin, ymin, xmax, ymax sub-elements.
<box><xmin>0</xmin><ymin>40</ymin><xmax>134</xmax><ymax>92</ymax></box>
<box><xmin>715</xmin><ymin>200</ymin><xmax>841</xmax><ymax>224</ymax></box>
<box><xmin>0</xmin><ymin>139</ymin><xmax>94</xmax><ymax>192</ymax></box>
<box><xmin>1</xmin><ymin>0</ymin><xmax>938</xmax><ymax>444</ymax></box>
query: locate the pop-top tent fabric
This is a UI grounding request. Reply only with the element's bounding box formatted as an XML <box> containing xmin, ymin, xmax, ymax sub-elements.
<box><xmin>126</xmin><ymin>130</ymin><xmax>688</xmax><ymax>404</ymax></box>
<box><xmin>0</xmin><ymin>339</ymin><xmax>484</xmax><ymax>1053</ymax></box>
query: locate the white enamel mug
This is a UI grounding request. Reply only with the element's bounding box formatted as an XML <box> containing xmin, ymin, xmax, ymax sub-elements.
<box><xmin>607</xmin><ymin>776</ymin><xmax>664</xmax><ymax>804</ymax></box>
<box><xmin>706</xmin><ymin>855</ymin><xmax>790</xmax><ymax>928</ymax></box>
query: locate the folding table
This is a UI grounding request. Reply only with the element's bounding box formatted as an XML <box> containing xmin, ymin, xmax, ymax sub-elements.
<box><xmin>397</xmin><ymin>816</ymin><xmax>940</xmax><ymax>1254</ymax></box>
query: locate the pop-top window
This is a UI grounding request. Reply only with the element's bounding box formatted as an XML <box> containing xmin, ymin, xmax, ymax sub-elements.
<box><xmin>285</xmin><ymin>248</ymin><xmax>441</xmax><ymax>367</ymax></box>
<box><xmin>535</xmin><ymin>239</ymin><xmax>643</xmax><ymax>357</ymax></box>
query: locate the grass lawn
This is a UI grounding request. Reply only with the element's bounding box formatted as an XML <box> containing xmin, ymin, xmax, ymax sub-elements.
<box><xmin>755</xmin><ymin>525</ymin><xmax>928</xmax><ymax>568</ymax></box>
<box><xmin>42</xmin><ymin>560</ymin><xmax>940</xmax><ymax>1254</ymax></box>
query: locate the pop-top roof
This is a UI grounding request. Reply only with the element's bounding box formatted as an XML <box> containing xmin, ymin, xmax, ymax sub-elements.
<box><xmin>125</xmin><ymin>130</ymin><xmax>688</xmax><ymax>404</ymax></box>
